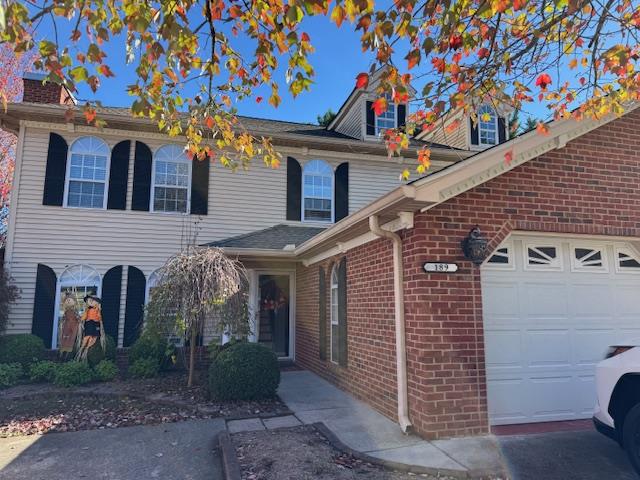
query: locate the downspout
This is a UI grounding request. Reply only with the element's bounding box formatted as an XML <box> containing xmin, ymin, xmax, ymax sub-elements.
<box><xmin>369</xmin><ymin>215</ymin><xmax>412</xmax><ymax>433</ymax></box>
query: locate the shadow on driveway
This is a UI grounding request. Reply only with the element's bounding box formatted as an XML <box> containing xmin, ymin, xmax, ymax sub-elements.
<box><xmin>498</xmin><ymin>429</ymin><xmax>638</xmax><ymax>480</ymax></box>
<box><xmin>0</xmin><ymin>418</ymin><xmax>225</xmax><ymax>480</ymax></box>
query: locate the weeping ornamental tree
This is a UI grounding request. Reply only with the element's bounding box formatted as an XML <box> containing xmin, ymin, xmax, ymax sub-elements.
<box><xmin>145</xmin><ymin>247</ymin><xmax>249</xmax><ymax>386</ymax></box>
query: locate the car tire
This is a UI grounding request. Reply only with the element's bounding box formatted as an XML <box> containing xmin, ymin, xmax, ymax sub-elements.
<box><xmin>623</xmin><ymin>403</ymin><xmax>640</xmax><ymax>474</ymax></box>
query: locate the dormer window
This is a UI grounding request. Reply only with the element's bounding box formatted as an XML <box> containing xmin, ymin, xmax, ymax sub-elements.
<box><xmin>478</xmin><ymin>105</ymin><xmax>498</xmax><ymax>146</ymax></box>
<box><xmin>375</xmin><ymin>95</ymin><xmax>396</xmax><ymax>135</ymax></box>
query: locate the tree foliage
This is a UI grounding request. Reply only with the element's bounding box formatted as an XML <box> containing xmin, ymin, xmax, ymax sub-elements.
<box><xmin>1</xmin><ymin>0</ymin><xmax>639</xmax><ymax>177</ymax></box>
<box><xmin>144</xmin><ymin>246</ymin><xmax>249</xmax><ymax>386</ymax></box>
<box><xmin>317</xmin><ymin>109</ymin><xmax>337</xmax><ymax>127</ymax></box>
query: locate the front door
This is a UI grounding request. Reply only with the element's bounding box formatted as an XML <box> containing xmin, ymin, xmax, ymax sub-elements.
<box><xmin>257</xmin><ymin>274</ymin><xmax>291</xmax><ymax>358</ymax></box>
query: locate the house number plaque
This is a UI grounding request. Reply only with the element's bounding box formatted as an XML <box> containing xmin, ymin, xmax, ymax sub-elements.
<box><xmin>423</xmin><ymin>262</ymin><xmax>459</xmax><ymax>273</ymax></box>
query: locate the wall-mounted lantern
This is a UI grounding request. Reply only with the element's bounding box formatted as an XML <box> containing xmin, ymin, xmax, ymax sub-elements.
<box><xmin>461</xmin><ymin>226</ymin><xmax>488</xmax><ymax>265</ymax></box>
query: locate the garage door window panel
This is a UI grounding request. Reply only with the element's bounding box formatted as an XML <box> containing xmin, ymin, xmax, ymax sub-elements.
<box><xmin>571</xmin><ymin>246</ymin><xmax>608</xmax><ymax>272</ymax></box>
<box><xmin>485</xmin><ymin>242</ymin><xmax>514</xmax><ymax>269</ymax></box>
<box><xmin>524</xmin><ymin>244</ymin><xmax>562</xmax><ymax>271</ymax></box>
<box><xmin>616</xmin><ymin>247</ymin><xmax>640</xmax><ymax>272</ymax></box>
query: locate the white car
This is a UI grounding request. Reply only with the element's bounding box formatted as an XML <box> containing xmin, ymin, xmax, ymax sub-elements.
<box><xmin>594</xmin><ymin>340</ymin><xmax>640</xmax><ymax>473</ymax></box>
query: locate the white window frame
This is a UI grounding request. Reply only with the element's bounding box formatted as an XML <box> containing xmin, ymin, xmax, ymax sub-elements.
<box><xmin>301</xmin><ymin>159</ymin><xmax>334</xmax><ymax>223</ymax></box>
<box><xmin>523</xmin><ymin>242</ymin><xmax>563</xmax><ymax>271</ymax></box>
<box><xmin>615</xmin><ymin>245</ymin><xmax>640</xmax><ymax>274</ymax></box>
<box><xmin>483</xmin><ymin>240</ymin><xmax>515</xmax><ymax>270</ymax></box>
<box><xmin>570</xmin><ymin>243</ymin><xmax>609</xmax><ymax>273</ymax></box>
<box><xmin>330</xmin><ymin>264</ymin><xmax>339</xmax><ymax>364</ymax></box>
<box><xmin>63</xmin><ymin>136</ymin><xmax>111</xmax><ymax>209</ymax></box>
<box><xmin>478</xmin><ymin>105</ymin><xmax>498</xmax><ymax>147</ymax></box>
<box><xmin>375</xmin><ymin>94</ymin><xmax>397</xmax><ymax>136</ymax></box>
<box><xmin>52</xmin><ymin>264</ymin><xmax>102</xmax><ymax>349</ymax></box>
<box><xmin>150</xmin><ymin>144</ymin><xmax>192</xmax><ymax>215</ymax></box>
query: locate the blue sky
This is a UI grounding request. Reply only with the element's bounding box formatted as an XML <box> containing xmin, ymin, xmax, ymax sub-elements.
<box><xmin>32</xmin><ymin>13</ymin><xmax>549</xmax><ymax>126</ymax></box>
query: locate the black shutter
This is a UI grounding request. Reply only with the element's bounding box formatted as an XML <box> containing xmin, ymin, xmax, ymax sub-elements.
<box><xmin>131</xmin><ymin>141</ymin><xmax>152</xmax><ymax>211</ymax></box>
<box><xmin>190</xmin><ymin>155</ymin><xmax>210</xmax><ymax>215</ymax></box>
<box><xmin>334</xmin><ymin>162</ymin><xmax>349</xmax><ymax>222</ymax></box>
<box><xmin>101</xmin><ymin>266</ymin><xmax>122</xmax><ymax>342</ymax></box>
<box><xmin>42</xmin><ymin>133</ymin><xmax>68</xmax><ymax>206</ymax></box>
<box><xmin>470</xmin><ymin>117</ymin><xmax>479</xmax><ymax>145</ymax></box>
<box><xmin>366</xmin><ymin>101</ymin><xmax>375</xmax><ymax>136</ymax></box>
<box><xmin>337</xmin><ymin>257</ymin><xmax>348</xmax><ymax>367</ymax></box>
<box><xmin>286</xmin><ymin>157</ymin><xmax>302</xmax><ymax>221</ymax></box>
<box><xmin>31</xmin><ymin>264</ymin><xmax>57</xmax><ymax>347</ymax></box>
<box><xmin>318</xmin><ymin>267</ymin><xmax>327</xmax><ymax>360</ymax></box>
<box><xmin>107</xmin><ymin>140</ymin><xmax>130</xmax><ymax>210</ymax></box>
<box><xmin>397</xmin><ymin>104</ymin><xmax>406</xmax><ymax>130</ymax></box>
<box><xmin>123</xmin><ymin>266</ymin><xmax>146</xmax><ymax>347</ymax></box>
<box><xmin>498</xmin><ymin>117</ymin><xmax>507</xmax><ymax>144</ymax></box>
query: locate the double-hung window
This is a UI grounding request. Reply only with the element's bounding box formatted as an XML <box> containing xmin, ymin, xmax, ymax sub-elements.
<box><xmin>66</xmin><ymin>136</ymin><xmax>109</xmax><ymax>208</ymax></box>
<box><xmin>152</xmin><ymin>145</ymin><xmax>191</xmax><ymax>213</ymax></box>
<box><xmin>330</xmin><ymin>265</ymin><xmax>339</xmax><ymax>364</ymax></box>
<box><xmin>375</xmin><ymin>95</ymin><xmax>396</xmax><ymax>135</ymax></box>
<box><xmin>478</xmin><ymin>105</ymin><xmax>498</xmax><ymax>146</ymax></box>
<box><xmin>302</xmin><ymin>160</ymin><xmax>333</xmax><ymax>222</ymax></box>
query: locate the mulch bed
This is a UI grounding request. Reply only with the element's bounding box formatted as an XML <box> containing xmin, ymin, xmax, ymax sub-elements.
<box><xmin>0</xmin><ymin>371</ymin><xmax>289</xmax><ymax>437</ymax></box>
<box><xmin>232</xmin><ymin>425</ymin><xmax>461</xmax><ymax>480</ymax></box>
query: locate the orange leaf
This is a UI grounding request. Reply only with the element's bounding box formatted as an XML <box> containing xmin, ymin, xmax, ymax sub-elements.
<box><xmin>535</xmin><ymin>73</ymin><xmax>552</xmax><ymax>90</ymax></box>
<box><xmin>372</xmin><ymin>97</ymin><xmax>387</xmax><ymax>116</ymax></box>
<box><xmin>355</xmin><ymin>73</ymin><xmax>369</xmax><ymax>89</ymax></box>
<box><xmin>536</xmin><ymin>122</ymin><xmax>550</xmax><ymax>135</ymax></box>
<box><xmin>205</xmin><ymin>116</ymin><xmax>215</xmax><ymax>129</ymax></box>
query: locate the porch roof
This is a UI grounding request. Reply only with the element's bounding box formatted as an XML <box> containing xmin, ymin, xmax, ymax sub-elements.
<box><xmin>204</xmin><ymin>224</ymin><xmax>326</xmax><ymax>251</ymax></box>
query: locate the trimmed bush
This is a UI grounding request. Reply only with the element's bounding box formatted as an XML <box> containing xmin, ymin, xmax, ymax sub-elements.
<box><xmin>129</xmin><ymin>358</ymin><xmax>160</xmax><ymax>379</ymax></box>
<box><xmin>129</xmin><ymin>334</ymin><xmax>168</xmax><ymax>366</ymax></box>
<box><xmin>0</xmin><ymin>363</ymin><xmax>23</xmax><ymax>388</ymax></box>
<box><xmin>29</xmin><ymin>360</ymin><xmax>58</xmax><ymax>383</ymax></box>
<box><xmin>208</xmin><ymin>342</ymin><xmax>280</xmax><ymax>401</ymax></box>
<box><xmin>208</xmin><ymin>337</ymin><xmax>243</xmax><ymax>362</ymax></box>
<box><xmin>94</xmin><ymin>360</ymin><xmax>119</xmax><ymax>382</ymax></box>
<box><xmin>86</xmin><ymin>335</ymin><xmax>116</xmax><ymax>367</ymax></box>
<box><xmin>0</xmin><ymin>334</ymin><xmax>45</xmax><ymax>367</ymax></box>
<box><xmin>53</xmin><ymin>361</ymin><xmax>94</xmax><ymax>387</ymax></box>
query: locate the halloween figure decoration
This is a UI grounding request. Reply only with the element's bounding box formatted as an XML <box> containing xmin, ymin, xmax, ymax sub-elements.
<box><xmin>58</xmin><ymin>292</ymin><xmax>80</xmax><ymax>359</ymax></box>
<box><xmin>75</xmin><ymin>295</ymin><xmax>106</xmax><ymax>361</ymax></box>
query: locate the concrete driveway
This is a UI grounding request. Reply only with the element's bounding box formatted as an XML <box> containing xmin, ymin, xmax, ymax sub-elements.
<box><xmin>498</xmin><ymin>428</ymin><xmax>638</xmax><ymax>480</ymax></box>
<box><xmin>0</xmin><ymin>419</ymin><xmax>225</xmax><ymax>480</ymax></box>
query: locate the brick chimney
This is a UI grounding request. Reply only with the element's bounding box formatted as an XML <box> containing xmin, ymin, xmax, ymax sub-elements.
<box><xmin>22</xmin><ymin>72</ymin><xmax>75</xmax><ymax>105</ymax></box>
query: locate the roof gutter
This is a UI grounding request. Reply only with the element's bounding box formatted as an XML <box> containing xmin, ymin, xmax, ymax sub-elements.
<box><xmin>369</xmin><ymin>214</ymin><xmax>412</xmax><ymax>434</ymax></box>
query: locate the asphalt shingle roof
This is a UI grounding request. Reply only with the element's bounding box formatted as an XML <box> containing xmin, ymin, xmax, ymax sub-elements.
<box><xmin>205</xmin><ymin>224</ymin><xmax>326</xmax><ymax>250</ymax></box>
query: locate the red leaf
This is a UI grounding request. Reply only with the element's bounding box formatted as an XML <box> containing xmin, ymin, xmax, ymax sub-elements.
<box><xmin>372</xmin><ymin>97</ymin><xmax>387</xmax><ymax>116</ymax></box>
<box><xmin>355</xmin><ymin>73</ymin><xmax>369</xmax><ymax>89</ymax></box>
<box><xmin>504</xmin><ymin>150</ymin><xmax>513</xmax><ymax>165</ymax></box>
<box><xmin>301</xmin><ymin>32</ymin><xmax>310</xmax><ymax>42</ymax></box>
<box><xmin>256</xmin><ymin>96</ymin><xmax>263</xmax><ymax>103</ymax></box>
<box><xmin>535</xmin><ymin>73</ymin><xmax>552</xmax><ymax>90</ymax></box>
<box><xmin>449</xmin><ymin>34</ymin><xmax>463</xmax><ymax>50</ymax></box>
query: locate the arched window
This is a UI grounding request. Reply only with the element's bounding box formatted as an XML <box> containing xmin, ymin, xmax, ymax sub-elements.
<box><xmin>54</xmin><ymin>265</ymin><xmax>101</xmax><ymax>349</ymax></box>
<box><xmin>330</xmin><ymin>264</ymin><xmax>339</xmax><ymax>363</ymax></box>
<box><xmin>152</xmin><ymin>145</ymin><xmax>191</xmax><ymax>213</ymax></box>
<box><xmin>66</xmin><ymin>136</ymin><xmax>110</xmax><ymax>208</ymax></box>
<box><xmin>478</xmin><ymin>105</ymin><xmax>498</xmax><ymax>146</ymax></box>
<box><xmin>145</xmin><ymin>269</ymin><xmax>161</xmax><ymax>304</ymax></box>
<box><xmin>302</xmin><ymin>160</ymin><xmax>333</xmax><ymax>222</ymax></box>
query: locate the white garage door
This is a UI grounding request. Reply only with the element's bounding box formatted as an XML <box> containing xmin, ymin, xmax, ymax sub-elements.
<box><xmin>481</xmin><ymin>236</ymin><xmax>640</xmax><ymax>425</ymax></box>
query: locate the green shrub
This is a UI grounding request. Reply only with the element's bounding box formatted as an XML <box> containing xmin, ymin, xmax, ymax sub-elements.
<box><xmin>0</xmin><ymin>334</ymin><xmax>45</xmax><ymax>367</ymax></box>
<box><xmin>208</xmin><ymin>342</ymin><xmax>280</xmax><ymax>401</ymax></box>
<box><xmin>128</xmin><ymin>358</ymin><xmax>160</xmax><ymax>379</ymax></box>
<box><xmin>208</xmin><ymin>337</ymin><xmax>244</xmax><ymax>362</ymax></box>
<box><xmin>53</xmin><ymin>361</ymin><xmax>94</xmax><ymax>387</ymax></box>
<box><xmin>129</xmin><ymin>334</ymin><xmax>168</xmax><ymax>366</ymax></box>
<box><xmin>29</xmin><ymin>360</ymin><xmax>58</xmax><ymax>383</ymax></box>
<box><xmin>0</xmin><ymin>363</ymin><xmax>23</xmax><ymax>388</ymax></box>
<box><xmin>94</xmin><ymin>360</ymin><xmax>118</xmax><ymax>382</ymax></box>
<box><xmin>86</xmin><ymin>335</ymin><xmax>116</xmax><ymax>367</ymax></box>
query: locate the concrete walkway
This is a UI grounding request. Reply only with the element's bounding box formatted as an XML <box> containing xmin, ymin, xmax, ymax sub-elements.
<box><xmin>0</xmin><ymin>419</ymin><xmax>225</xmax><ymax>480</ymax></box>
<box><xmin>278</xmin><ymin>370</ymin><xmax>507</xmax><ymax>478</ymax></box>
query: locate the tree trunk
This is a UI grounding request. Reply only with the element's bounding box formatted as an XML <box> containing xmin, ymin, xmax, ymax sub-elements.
<box><xmin>188</xmin><ymin>327</ymin><xmax>197</xmax><ymax>387</ymax></box>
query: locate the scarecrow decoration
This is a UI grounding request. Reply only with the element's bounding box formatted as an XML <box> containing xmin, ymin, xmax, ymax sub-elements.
<box><xmin>58</xmin><ymin>292</ymin><xmax>80</xmax><ymax>359</ymax></box>
<box><xmin>75</xmin><ymin>295</ymin><xmax>106</xmax><ymax>361</ymax></box>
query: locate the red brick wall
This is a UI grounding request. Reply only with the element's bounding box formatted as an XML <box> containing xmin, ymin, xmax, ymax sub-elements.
<box><xmin>295</xmin><ymin>109</ymin><xmax>640</xmax><ymax>439</ymax></box>
<box><xmin>23</xmin><ymin>78</ymin><xmax>73</xmax><ymax>104</ymax></box>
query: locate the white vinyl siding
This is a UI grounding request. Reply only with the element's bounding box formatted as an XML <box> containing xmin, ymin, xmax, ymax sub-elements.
<box><xmin>4</xmin><ymin>125</ymin><xmax>446</xmax><ymax>343</ymax></box>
